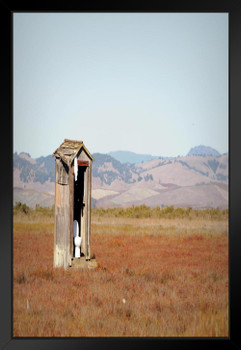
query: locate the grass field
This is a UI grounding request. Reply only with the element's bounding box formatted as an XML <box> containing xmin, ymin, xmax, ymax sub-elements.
<box><xmin>13</xmin><ymin>208</ymin><xmax>229</xmax><ymax>337</ymax></box>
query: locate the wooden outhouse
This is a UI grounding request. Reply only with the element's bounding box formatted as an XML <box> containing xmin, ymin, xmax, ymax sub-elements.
<box><xmin>53</xmin><ymin>139</ymin><xmax>94</xmax><ymax>268</ymax></box>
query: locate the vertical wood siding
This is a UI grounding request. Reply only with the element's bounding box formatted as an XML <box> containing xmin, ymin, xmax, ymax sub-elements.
<box><xmin>69</xmin><ymin>164</ymin><xmax>74</xmax><ymax>265</ymax></box>
<box><xmin>54</xmin><ymin>183</ymin><xmax>70</xmax><ymax>268</ymax></box>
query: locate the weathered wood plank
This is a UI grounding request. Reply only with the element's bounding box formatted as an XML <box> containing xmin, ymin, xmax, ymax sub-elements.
<box><xmin>77</xmin><ymin>160</ymin><xmax>89</xmax><ymax>166</ymax></box>
<box><xmin>56</xmin><ymin>158</ymin><xmax>69</xmax><ymax>185</ymax></box>
<box><xmin>87</xmin><ymin>164</ymin><xmax>91</xmax><ymax>260</ymax></box>
<box><xmin>54</xmin><ymin>182</ymin><xmax>70</xmax><ymax>268</ymax></box>
<box><xmin>81</xmin><ymin>202</ymin><xmax>85</xmax><ymax>256</ymax></box>
<box><xmin>69</xmin><ymin>164</ymin><xmax>74</xmax><ymax>265</ymax></box>
<box><xmin>77</xmin><ymin>148</ymin><xmax>89</xmax><ymax>162</ymax></box>
<box><xmin>85</xmin><ymin>166</ymin><xmax>89</xmax><ymax>260</ymax></box>
<box><xmin>82</xmin><ymin>168</ymin><xmax>88</xmax><ymax>257</ymax></box>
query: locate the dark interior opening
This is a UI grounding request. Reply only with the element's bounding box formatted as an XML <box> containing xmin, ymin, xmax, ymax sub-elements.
<box><xmin>73</xmin><ymin>166</ymin><xmax>86</xmax><ymax>257</ymax></box>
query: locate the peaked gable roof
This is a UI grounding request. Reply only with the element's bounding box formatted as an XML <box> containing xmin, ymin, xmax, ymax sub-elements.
<box><xmin>53</xmin><ymin>139</ymin><xmax>94</xmax><ymax>166</ymax></box>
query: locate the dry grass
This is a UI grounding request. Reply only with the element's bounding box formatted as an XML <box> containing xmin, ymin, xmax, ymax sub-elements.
<box><xmin>13</xmin><ymin>213</ymin><xmax>229</xmax><ymax>337</ymax></box>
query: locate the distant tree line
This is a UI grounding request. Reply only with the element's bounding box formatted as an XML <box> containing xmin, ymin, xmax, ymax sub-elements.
<box><xmin>13</xmin><ymin>201</ymin><xmax>228</xmax><ymax>220</ymax></box>
<box><xmin>92</xmin><ymin>205</ymin><xmax>228</xmax><ymax>220</ymax></box>
<box><xmin>13</xmin><ymin>202</ymin><xmax>54</xmax><ymax>216</ymax></box>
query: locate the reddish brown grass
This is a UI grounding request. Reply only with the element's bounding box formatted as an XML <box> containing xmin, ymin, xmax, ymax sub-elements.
<box><xmin>13</xmin><ymin>215</ymin><xmax>229</xmax><ymax>337</ymax></box>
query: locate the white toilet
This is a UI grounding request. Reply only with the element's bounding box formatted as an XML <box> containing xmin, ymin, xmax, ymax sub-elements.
<box><xmin>73</xmin><ymin>220</ymin><xmax>82</xmax><ymax>258</ymax></box>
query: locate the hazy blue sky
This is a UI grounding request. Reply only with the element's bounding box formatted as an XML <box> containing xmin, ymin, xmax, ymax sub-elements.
<box><xmin>13</xmin><ymin>12</ymin><xmax>228</xmax><ymax>158</ymax></box>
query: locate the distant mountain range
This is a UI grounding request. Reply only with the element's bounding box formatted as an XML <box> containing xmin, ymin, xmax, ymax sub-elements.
<box><xmin>109</xmin><ymin>145</ymin><xmax>222</xmax><ymax>164</ymax></box>
<box><xmin>13</xmin><ymin>145</ymin><xmax>228</xmax><ymax>209</ymax></box>
<box><xmin>187</xmin><ymin>145</ymin><xmax>221</xmax><ymax>157</ymax></box>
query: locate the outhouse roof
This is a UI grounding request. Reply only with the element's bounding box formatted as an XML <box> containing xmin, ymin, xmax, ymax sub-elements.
<box><xmin>53</xmin><ymin>139</ymin><xmax>94</xmax><ymax>166</ymax></box>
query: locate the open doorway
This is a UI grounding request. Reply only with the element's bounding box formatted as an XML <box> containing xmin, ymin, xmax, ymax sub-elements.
<box><xmin>73</xmin><ymin>165</ymin><xmax>86</xmax><ymax>258</ymax></box>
